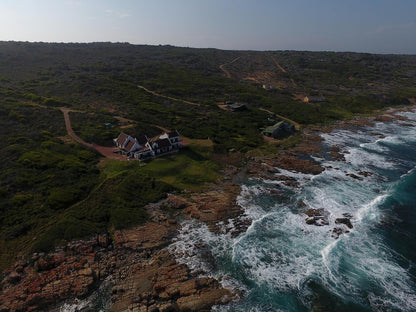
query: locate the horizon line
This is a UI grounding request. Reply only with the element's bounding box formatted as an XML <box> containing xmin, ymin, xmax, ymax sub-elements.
<box><xmin>1</xmin><ymin>40</ymin><xmax>415</xmax><ymax>56</ymax></box>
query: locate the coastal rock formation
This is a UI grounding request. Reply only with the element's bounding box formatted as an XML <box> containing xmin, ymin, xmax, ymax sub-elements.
<box><xmin>247</xmin><ymin>156</ymin><xmax>323</xmax><ymax>177</ymax></box>
<box><xmin>0</xmin><ymin>193</ymin><xmax>238</xmax><ymax>312</ymax></box>
<box><xmin>1</xmin><ymin>240</ymin><xmax>99</xmax><ymax>311</ymax></box>
<box><xmin>329</xmin><ymin>146</ymin><xmax>345</xmax><ymax>161</ymax></box>
<box><xmin>111</xmin><ymin>250</ymin><xmax>236</xmax><ymax>312</ymax></box>
<box><xmin>269</xmin><ymin>156</ymin><xmax>324</xmax><ymax>175</ymax></box>
<box><xmin>332</xmin><ymin>227</ymin><xmax>349</xmax><ymax>239</ymax></box>
<box><xmin>335</xmin><ymin>217</ymin><xmax>353</xmax><ymax>229</ymax></box>
<box><xmin>346</xmin><ymin>173</ymin><xmax>363</xmax><ymax>180</ymax></box>
<box><xmin>358</xmin><ymin>171</ymin><xmax>373</xmax><ymax>177</ymax></box>
<box><xmin>331</xmin><ymin>214</ymin><xmax>353</xmax><ymax>239</ymax></box>
<box><xmin>304</xmin><ymin>208</ymin><xmax>330</xmax><ymax>226</ymax></box>
<box><xmin>180</xmin><ymin>182</ymin><xmax>250</xmax><ymax>237</ymax></box>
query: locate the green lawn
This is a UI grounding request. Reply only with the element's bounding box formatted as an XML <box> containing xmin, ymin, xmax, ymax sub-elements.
<box><xmin>142</xmin><ymin>147</ymin><xmax>220</xmax><ymax>191</ymax></box>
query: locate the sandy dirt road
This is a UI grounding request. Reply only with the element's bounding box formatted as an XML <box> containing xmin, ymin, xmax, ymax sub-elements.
<box><xmin>60</xmin><ymin>107</ymin><xmax>127</xmax><ymax>160</ymax></box>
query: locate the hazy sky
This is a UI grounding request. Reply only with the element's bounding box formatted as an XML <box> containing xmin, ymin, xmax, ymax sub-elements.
<box><xmin>1</xmin><ymin>0</ymin><xmax>415</xmax><ymax>54</ymax></box>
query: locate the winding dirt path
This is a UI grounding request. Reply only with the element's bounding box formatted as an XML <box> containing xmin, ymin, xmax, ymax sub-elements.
<box><xmin>219</xmin><ymin>57</ymin><xmax>241</xmax><ymax>78</ymax></box>
<box><xmin>59</xmin><ymin>108</ymin><xmax>127</xmax><ymax>161</ymax></box>
<box><xmin>138</xmin><ymin>85</ymin><xmax>201</xmax><ymax>106</ymax></box>
<box><xmin>259</xmin><ymin>107</ymin><xmax>301</xmax><ymax>130</ymax></box>
<box><xmin>60</xmin><ymin>108</ymin><xmax>93</xmax><ymax>148</ymax></box>
<box><xmin>270</xmin><ymin>55</ymin><xmax>287</xmax><ymax>73</ymax></box>
<box><xmin>269</xmin><ymin>55</ymin><xmax>297</xmax><ymax>87</ymax></box>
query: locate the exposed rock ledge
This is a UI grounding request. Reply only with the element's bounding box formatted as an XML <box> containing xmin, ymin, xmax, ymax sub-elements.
<box><xmin>0</xmin><ymin>182</ymin><xmax>242</xmax><ymax>312</ymax></box>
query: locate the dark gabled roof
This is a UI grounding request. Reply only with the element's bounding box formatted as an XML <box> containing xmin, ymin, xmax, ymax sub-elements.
<box><xmin>116</xmin><ymin>133</ymin><xmax>129</xmax><ymax>146</ymax></box>
<box><xmin>307</xmin><ymin>96</ymin><xmax>326</xmax><ymax>102</ymax></box>
<box><xmin>167</xmin><ymin>130</ymin><xmax>180</xmax><ymax>138</ymax></box>
<box><xmin>154</xmin><ymin>138</ymin><xmax>172</xmax><ymax>148</ymax></box>
<box><xmin>263</xmin><ymin>121</ymin><xmax>284</xmax><ymax>134</ymax></box>
<box><xmin>137</xmin><ymin>135</ymin><xmax>149</xmax><ymax>145</ymax></box>
<box><xmin>124</xmin><ymin>140</ymin><xmax>136</xmax><ymax>152</ymax></box>
<box><xmin>227</xmin><ymin>103</ymin><xmax>247</xmax><ymax>111</ymax></box>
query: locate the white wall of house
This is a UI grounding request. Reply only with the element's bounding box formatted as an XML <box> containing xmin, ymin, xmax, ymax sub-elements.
<box><xmin>160</xmin><ymin>133</ymin><xmax>180</xmax><ymax>145</ymax></box>
<box><xmin>159</xmin><ymin>133</ymin><xmax>169</xmax><ymax>140</ymax></box>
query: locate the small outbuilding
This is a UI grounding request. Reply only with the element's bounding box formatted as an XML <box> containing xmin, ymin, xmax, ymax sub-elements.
<box><xmin>226</xmin><ymin>102</ymin><xmax>247</xmax><ymax>112</ymax></box>
<box><xmin>303</xmin><ymin>96</ymin><xmax>326</xmax><ymax>103</ymax></box>
<box><xmin>262</xmin><ymin>84</ymin><xmax>276</xmax><ymax>90</ymax></box>
<box><xmin>263</xmin><ymin>121</ymin><xmax>296</xmax><ymax>139</ymax></box>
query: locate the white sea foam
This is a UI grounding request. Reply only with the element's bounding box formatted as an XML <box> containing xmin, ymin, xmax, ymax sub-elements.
<box><xmin>170</xmin><ymin>114</ymin><xmax>416</xmax><ymax>311</ymax></box>
<box><xmin>169</xmin><ymin>220</ymin><xmax>224</xmax><ymax>274</ymax></box>
<box><xmin>232</xmin><ymin>208</ymin><xmax>331</xmax><ymax>293</ymax></box>
<box><xmin>55</xmin><ymin>276</ymin><xmax>113</xmax><ymax>312</ymax></box>
<box><xmin>355</xmin><ymin>194</ymin><xmax>388</xmax><ymax>222</ymax></box>
<box><xmin>58</xmin><ymin>299</ymin><xmax>90</xmax><ymax>312</ymax></box>
<box><xmin>359</xmin><ymin>140</ymin><xmax>388</xmax><ymax>153</ymax></box>
<box><xmin>321</xmin><ymin>228</ymin><xmax>416</xmax><ymax>311</ymax></box>
<box><xmin>344</xmin><ymin>147</ymin><xmax>396</xmax><ymax>169</ymax></box>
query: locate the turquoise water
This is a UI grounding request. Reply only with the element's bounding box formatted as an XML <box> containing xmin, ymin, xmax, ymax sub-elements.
<box><xmin>171</xmin><ymin>110</ymin><xmax>416</xmax><ymax>312</ymax></box>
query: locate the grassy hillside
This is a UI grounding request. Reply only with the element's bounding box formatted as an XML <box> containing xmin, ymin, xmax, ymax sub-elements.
<box><xmin>0</xmin><ymin>41</ymin><xmax>415</xmax><ymax>268</ymax></box>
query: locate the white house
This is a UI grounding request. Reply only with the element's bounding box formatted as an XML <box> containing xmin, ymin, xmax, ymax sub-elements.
<box><xmin>114</xmin><ymin>130</ymin><xmax>182</xmax><ymax>160</ymax></box>
<box><xmin>114</xmin><ymin>133</ymin><xmax>141</xmax><ymax>157</ymax></box>
<box><xmin>151</xmin><ymin>138</ymin><xmax>173</xmax><ymax>155</ymax></box>
<box><xmin>159</xmin><ymin>130</ymin><xmax>182</xmax><ymax>149</ymax></box>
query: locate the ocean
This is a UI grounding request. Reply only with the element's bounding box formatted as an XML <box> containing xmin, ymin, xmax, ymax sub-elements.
<box><xmin>170</xmin><ymin>110</ymin><xmax>416</xmax><ymax>312</ymax></box>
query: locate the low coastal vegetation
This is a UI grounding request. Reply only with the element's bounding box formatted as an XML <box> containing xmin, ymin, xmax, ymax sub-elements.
<box><xmin>0</xmin><ymin>41</ymin><xmax>415</xmax><ymax>269</ymax></box>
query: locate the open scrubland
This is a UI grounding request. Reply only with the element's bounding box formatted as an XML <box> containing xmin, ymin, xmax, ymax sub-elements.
<box><xmin>1</xmin><ymin>41</ymin><xmax>415</xmax><ymax>270</ymax></box>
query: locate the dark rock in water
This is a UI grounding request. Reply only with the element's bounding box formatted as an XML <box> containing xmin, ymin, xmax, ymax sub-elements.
<box><xmin>331</xmin><ymin>213</ymin><xmax>353</xmax><ymax>239</ymax></box>
<box><xmin>283</xmin><ymin>180</ymin><xmax>300</xmax><ymax>187</ymax></box>
<box><xmin>304</xmin><ymin>208</ymin><xmax>328</xmax><ymax>217</ymax></box>
<box><xmin>331</xmin><ymin>227</ymin><xmax>344</xmax><ymax>239</ymax></box>
<box><xmin>370</xmin><ymin>132</ymin><xmax>386</xmax><ymax>139</ymax></box>
<box><xmin>305</xmin><ymin>217</ymin><xmax>316</xmax><ymax>225</ymax></box>
<box><xmin>346</xmin><ymin>173</ymin><xmax>363</xmax><ymax>180</ymax></box>
<box><xmin>335</xmin><ymin>218</ymin><xmax>353</xmax><ymax>229</ymax></box>
<box><xmin>358</xmin><ymin>171</ymin><xmax>373</xmax><ymax>177</ymax></box>
<box><xmin>329</xmin><ymin>146</ymin><xmax>345</xmax><ymax>161</ymax></box>
<box><xmin>274</xmin><ymin>175</ymin><xmax>300</xmax><ymax>187</ymax></box>
<box><xmin>275</xmin><ymin>175</ymin><xmax>296</xmax><ymax>181</ymax></box>
<box><xmin>304</xmin><ymin>208</ymin><xmax>330</xmax><ymax>226</ymax></box>
<box><xmin>305</xmin><ymin>217</ymin><xmax>329</xmax><ymax>226</ymax></box>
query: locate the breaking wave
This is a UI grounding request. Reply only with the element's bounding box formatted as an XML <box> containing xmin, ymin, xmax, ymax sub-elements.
<box><xmin>171</xmin><ymin>109</ymin><xmax>416</xmax><ymax>312</ymax></box>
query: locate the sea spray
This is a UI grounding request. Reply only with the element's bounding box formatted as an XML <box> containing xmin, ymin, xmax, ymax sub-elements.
<box><xmin>171</xmin><ymin>110</ymin><xmax>416</xmax><ymax>312</ymax></box>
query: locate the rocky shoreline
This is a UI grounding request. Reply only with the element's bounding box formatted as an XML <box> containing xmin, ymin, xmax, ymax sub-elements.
<box><xmin>0</xmin><ymin>182</ymin><xmax>243</xmax><ymax>312</ymax></box>
<box><xmin>1</xmin><ymin>104</ymin><xmax>415</xmax><ymax>312</ymax></box>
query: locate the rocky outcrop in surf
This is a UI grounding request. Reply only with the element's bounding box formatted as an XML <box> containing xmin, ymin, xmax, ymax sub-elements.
<box><xmin>0</xmin><ymin>184</ymin><xmax>242</xmax><ymax>312</ymax></box>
